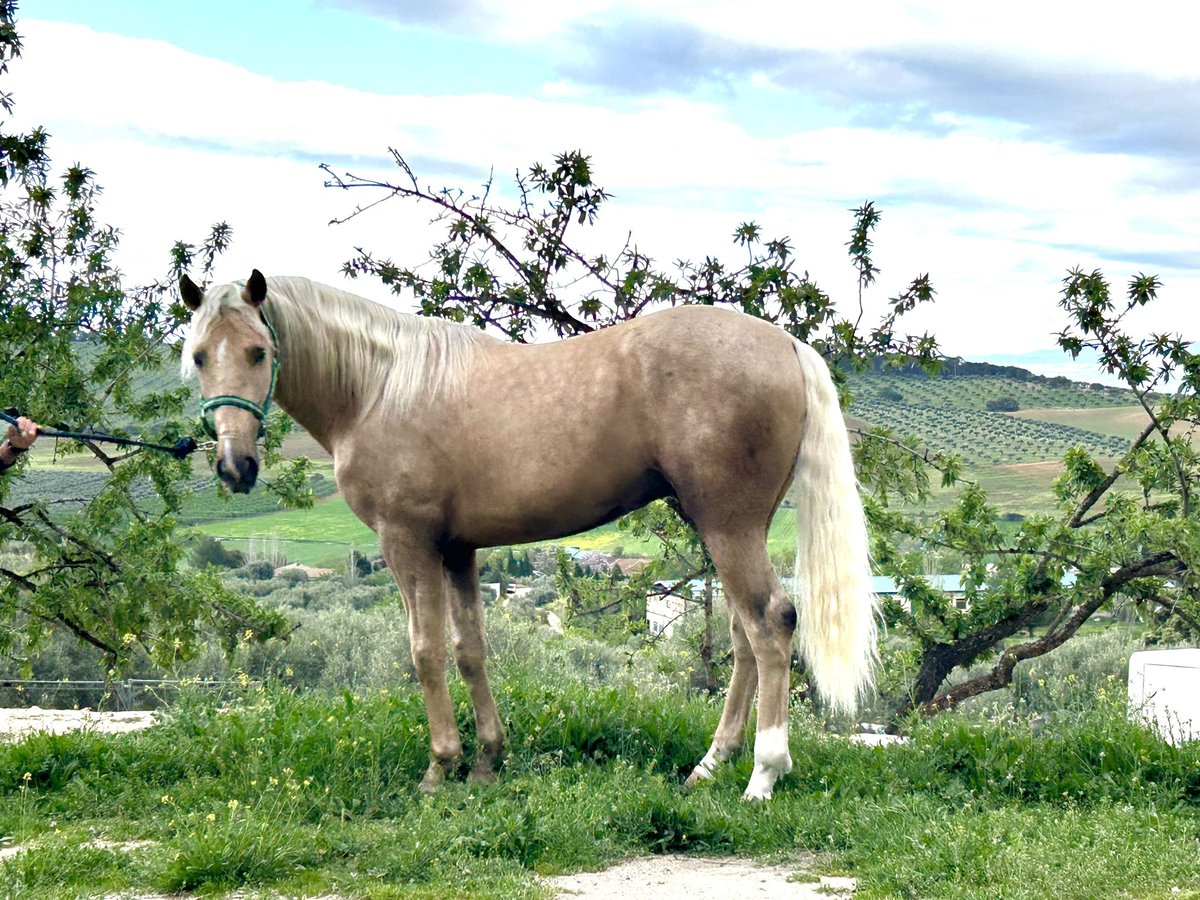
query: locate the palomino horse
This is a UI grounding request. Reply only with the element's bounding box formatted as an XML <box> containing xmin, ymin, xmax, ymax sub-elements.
<box><xmin>180</xmin><ymin>270</ymin><xmax>877</xmax><ymax>800</ymax></box>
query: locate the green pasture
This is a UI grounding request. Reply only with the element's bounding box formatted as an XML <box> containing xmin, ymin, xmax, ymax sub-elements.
<box><xmin>1011</xmin><ymin>405</ymin><xmax>1150</xmax><ymax>439</ymax></box>
<box><xmin>191</xmin><ymin>496</ymin><xmax>804</xmax><ymax>570</ymax></box>
<box><xmin>3</xmin><ymin>661</ymin><xmax>1200</xmax><ymax>899</ymax></box>
<box><xmin>195</xmin><ymin>498</ymin><xmax>380</xmax><ymax>567</ymax></box>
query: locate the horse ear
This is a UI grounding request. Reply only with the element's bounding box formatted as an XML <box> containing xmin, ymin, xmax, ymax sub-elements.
<box><xmin>243</xmin><ymin>269</ymin><xmax>267</xmax><ymax>307</ymax></box>
<box><xmin>179</xmin><ymin>274</ymin><xmax>204</xmax><ymax>311</ymax></box>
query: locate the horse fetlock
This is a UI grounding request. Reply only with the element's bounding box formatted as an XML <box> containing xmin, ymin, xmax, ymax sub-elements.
<box><xmin>754</xmin><ymin>724</ymin><xmax>792</xmax><ymax>770</ymax></box>
<box><xmin>468</xmin><ymin>755</ymin><xmax>501</xmax><ymax>784</ymax></box>
<box><xmin>470</xmin><ymin>735</ymin><xmax>505</xmax><ymax>778</ymax></box>
<box><xmin>684</xmin><ymin>743</ymin><xmax>730</xmax><ymax>789</ymax></box>
<box><xmin>742</xmin><ymin>724</ymin><xmax>792</xmax><ymax>800</ymax></box>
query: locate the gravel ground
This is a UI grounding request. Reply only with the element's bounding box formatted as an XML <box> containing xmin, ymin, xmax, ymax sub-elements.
<box><xmin>548</xmin><ymin>855</ymin><xmax>856</xmax><ymax>898</ymax></box>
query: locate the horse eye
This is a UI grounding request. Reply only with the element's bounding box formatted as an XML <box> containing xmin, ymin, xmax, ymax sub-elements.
<box><xmin>192</xmin><ymin>351</ymin><xmax>206</xmax><ymax>369</ymax></box>
<box><xmin>250</xmin><ymin>347</ymin><xmax>267</xmax><ymax>365</ymax></box>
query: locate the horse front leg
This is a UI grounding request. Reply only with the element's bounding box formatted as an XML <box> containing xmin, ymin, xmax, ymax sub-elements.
<box><xmin>444</xmin><ymin>549</ymin><xmax>506</xmax><ymax>782</ymax></box>
<box><xmin>382</xmin><ymin>532</ymin><xmax>462</xmax><ymax>793</ymax></box>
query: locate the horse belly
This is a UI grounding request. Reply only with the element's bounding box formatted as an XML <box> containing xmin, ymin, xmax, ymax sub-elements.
<box><xmin>452</xmin><ymin>454</ymin><xmax>670</xmax><ymax>548</ymax></box>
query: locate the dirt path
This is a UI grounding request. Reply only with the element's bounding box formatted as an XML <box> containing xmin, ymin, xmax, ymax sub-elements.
<box><xmin>548</xmin><ymin>855</ymin><xmax>855</xmax><ymax>898</ymax></box>
<box><xmin>0</xmin><ymin>706</ymin><xmax>157</xmax><ymax>740</ymax></box>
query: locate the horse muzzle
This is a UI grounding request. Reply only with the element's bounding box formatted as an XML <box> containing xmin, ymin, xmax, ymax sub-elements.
<box><xmin>216</xmin><ymin>452</ymin><xmax>259</xmax><ymax>493</ymax></box>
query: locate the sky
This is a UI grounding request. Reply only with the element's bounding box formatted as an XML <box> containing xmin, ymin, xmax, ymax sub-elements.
<box><xmin>9</xmin><ymin>0</ymin><xmax>1199</xmax><ymax>380</ymax></box>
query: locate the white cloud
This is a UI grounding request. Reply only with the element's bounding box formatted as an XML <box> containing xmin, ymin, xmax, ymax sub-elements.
<box><xmin>478</xmin><ymin>0</ymin><xmax>1200</xmax><ymax>80</ymax></box>
<box><xmin>8</xmin><ymin>18</ymin><xmax>1198</xmax><ymax>371</ymax></box>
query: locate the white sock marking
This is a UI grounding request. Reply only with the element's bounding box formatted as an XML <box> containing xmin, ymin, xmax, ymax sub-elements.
<box><xmin>743</xmin><ymin>725</ymin><xmax>792</xmax><ymax>801</ymax></box>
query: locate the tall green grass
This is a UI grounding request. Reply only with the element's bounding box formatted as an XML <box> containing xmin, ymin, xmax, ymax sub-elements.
<box><xmin>3</xmin><ymin>656</ymin><xmax>1200</xmax><ymax>898</ymax></box>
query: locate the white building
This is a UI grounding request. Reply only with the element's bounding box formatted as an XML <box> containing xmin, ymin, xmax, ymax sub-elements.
<box><xmin>646</xmin><ymin>579</ymin><xmax>718</xmax><ymax>638</ymax></box>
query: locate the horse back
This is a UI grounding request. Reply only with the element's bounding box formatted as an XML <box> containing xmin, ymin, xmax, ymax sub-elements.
<box><xmin>344</xmin><ymin>306</ymin><xmax>807</xmax><ymax>548</ymax></box>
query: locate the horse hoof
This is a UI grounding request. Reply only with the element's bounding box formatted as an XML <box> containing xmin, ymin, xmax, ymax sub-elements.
<box><xmin>467</xmin><ymin>767</ymin><xmax>498</xmax><ymax>784</ymax></box>
<box><xmin>418</xmin><ymin>758</ymin><xmax>455</xmax><ymax>794</ymax></box>
<box><xmin>742</xmin><ymin>768</ymin><xmax>777</xmax><ymax>801</ymax></box>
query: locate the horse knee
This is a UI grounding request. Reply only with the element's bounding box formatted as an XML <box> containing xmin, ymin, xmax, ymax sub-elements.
<box><xmin>452</xmin><ymin>633</ymin><xmax>486</xmax><ymax>678</ymax></box>
<box><xmin>454</xmin><ymin>652</ymin><xmax>483</xmax><ymax>681</ymax></box>
<box><xmin>411</xmin><ymin>640</ymin><xmax>446</xmax><ymax>682</ymax></box>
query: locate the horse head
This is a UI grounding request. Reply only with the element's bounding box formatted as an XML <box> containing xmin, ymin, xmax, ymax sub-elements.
<box><xmin>180</xmin><ymin>269</ymin><xmax>278</xmax><ymax>493</ymax></box>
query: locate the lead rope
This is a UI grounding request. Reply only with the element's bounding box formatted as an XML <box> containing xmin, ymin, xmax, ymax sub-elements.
<box><xmin>1</xmin><ymin>410</ymin><xmax>210</xmax><ymax>460</ymax></box>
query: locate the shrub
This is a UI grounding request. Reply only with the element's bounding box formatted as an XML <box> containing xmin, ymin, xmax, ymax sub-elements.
<box><xmin>189</xmin><ymin>535</ymin><xmax>245</xmax><ymax>570</ymax></box>
<box><xmin>986</xmin><ymin>396</ymin><xmax>1020</xmax><ymax>411</ymax></box>
<box><xmin>237</xmin><ymin>561</ymin><xmax>276</xmax><ymax>581</ymax></box>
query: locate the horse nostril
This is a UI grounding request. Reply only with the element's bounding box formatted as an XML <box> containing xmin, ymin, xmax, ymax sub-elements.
<box><xmin>238</xmin><ymin>455</ymin><xmax>259</xmax><ymax>486</ymax></box>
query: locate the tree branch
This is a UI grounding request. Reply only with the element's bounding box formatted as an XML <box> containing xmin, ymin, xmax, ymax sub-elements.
<box><xmin>915</xmin><ymin>552</ymin><xmax>1183</xmax><ymax>716</ymax></box>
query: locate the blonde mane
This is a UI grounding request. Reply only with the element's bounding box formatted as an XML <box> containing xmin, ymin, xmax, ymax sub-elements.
<box><xmin>182</xmin><ymin>276</ymin><xmax>494</xmax><ymax>417</ymax></box>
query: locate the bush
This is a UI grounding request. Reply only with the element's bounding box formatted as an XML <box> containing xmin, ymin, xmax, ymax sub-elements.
<box><xmin>237</xmin><ymin>561</ymin><xmax>276</xmax><ymax>581</ymax></box>
<box><xmin>189</xmin><ymin>535</ymin><xmax>245</xmax><ymax>570</ymax></box>
<box><xmin>275</xmin><ymin>567</ymin><xmax>311</xmax><ymax>585</ymax></box>
<box><xmin>957</xmin><ymin>628</ymin><xmax>1145</xmax><ymax>719</ymax></box>
<box><xmin>986</xmin><ymin>396</ymin><xmax>1020</xmax><ymax>411</ymax></box>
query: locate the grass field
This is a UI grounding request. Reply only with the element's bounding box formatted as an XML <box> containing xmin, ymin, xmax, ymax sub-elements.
<box><xmin>2</xmin><ymin>663</ymin><xmax>1200</xmax><ymax>899</ymax></box>
<box><xmin>196</xmin><ymin>497</ymin><xmax>381</xmax><ymax>567</ymax></box>
<box><xmin>191</xmin><ymin>496</ymin><xmax>805</xmax><ymax>569</ymax></box>
<box><xmin>1011</xmin><ymin>405</ymin><xmax>1150</xmax><ymax>439</ymax></box>
<box><xmin>843</xmin><ymin>369</ymin><xmax>1134</xmax><ymax>411</ymax></box>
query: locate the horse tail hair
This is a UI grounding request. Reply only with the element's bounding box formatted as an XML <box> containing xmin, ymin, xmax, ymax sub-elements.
<box><xmin>790</xmin><ymin>340</ymin><xmax>878</xmax><ymax>715</ymax></box>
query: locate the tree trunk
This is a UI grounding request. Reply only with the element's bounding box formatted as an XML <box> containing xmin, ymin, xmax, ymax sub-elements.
<box><xmin>700</xmin><ymin>570</ymin><xmax>717</xmax><ymax>694</ymax></box>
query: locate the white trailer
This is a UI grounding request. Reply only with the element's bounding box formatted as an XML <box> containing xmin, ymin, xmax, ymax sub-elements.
<box><xmin>1128</xmin><ymin>648</ymin><xmax>1200</xmax><ymax>745</ymax></box>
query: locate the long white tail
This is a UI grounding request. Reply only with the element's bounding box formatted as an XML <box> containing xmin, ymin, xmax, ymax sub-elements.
<box><xmin>791</xmin><ymin>341</ymin><xmax>878</xmax><ymax>714</ymax></box>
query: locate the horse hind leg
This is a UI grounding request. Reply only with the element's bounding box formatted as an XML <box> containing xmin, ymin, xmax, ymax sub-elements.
<box><xmin>706</xmin><ymin>534</ymin><xmax>797</xmax><ymax>801</ymax></box>
<box><xmin>444</xmin><ymin>550</ymin><xmax>506</xmax><ymax>782</ymax></box>
<box><xmin>684</xmin><ymin>609</ymin><xmax>757</xmax><ymax>787</ymax></box>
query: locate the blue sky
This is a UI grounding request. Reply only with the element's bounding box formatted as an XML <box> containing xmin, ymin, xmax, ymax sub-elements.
<box><xmin>13</xmin><ymin>0</ymin><xmax>1200</xmax><ymax>378</ymax></box>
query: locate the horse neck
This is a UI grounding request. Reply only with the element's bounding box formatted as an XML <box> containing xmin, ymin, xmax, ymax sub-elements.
<box><xmin>262</xmin><ymin>278</ymin><xmax>487</xmax><ymax>452</ymax></box>
<box><xmin>265</xmin><ymin>295</ymin><xmax>366</xmax><ymax>454</ymax></box>
<box><xmin>272</xmin><ymin>372</ymin><xmax>354</xmax><ymax>456</ymax></box>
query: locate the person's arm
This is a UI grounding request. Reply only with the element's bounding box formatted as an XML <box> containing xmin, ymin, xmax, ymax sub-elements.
<box><xmin>1</xmin><ymin>417</ymin><xmax>38</xmax><ymax>473</ymax></box>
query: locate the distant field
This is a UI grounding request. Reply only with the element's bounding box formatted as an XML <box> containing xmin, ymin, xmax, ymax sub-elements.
<box><xmin>191</xmin><ymin>494</ymin><xmax>804</xmax><ymax>570</ymax></box>
<box><xmin>1014</xmin><ymin>405</ymin><xmax>1198</xmax><ymax>447</ymax></box>
<box><xmin>197</xmin><ymin>496</ymin><xmax>376</xmax><ymax>543</ymax></box>
<box><xmin>850</xmin><ymin>400</ymin><xmax>1130</xmax><ymax>466</ymax></box>
<box><xmin>195</xmin><ymin>497</ymin><xmax>379</xmax><ymax>567</ymax></box>
<box><xmin>843</xmin><ymin>370</ymin><xmax>1134</xmax><ymax>410</ymax></box>
<box><xmin>1011</xmin><ymin>406</ymin><xmax>1148</xmax><ymax>440</ymax></box>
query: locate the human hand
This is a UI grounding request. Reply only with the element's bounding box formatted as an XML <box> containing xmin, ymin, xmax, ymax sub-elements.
<box><xmin>5</xmin><ymin>416</ymin><xmax>39</xmax><ymax>451</ymax></box>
